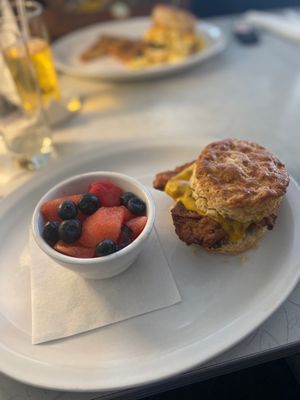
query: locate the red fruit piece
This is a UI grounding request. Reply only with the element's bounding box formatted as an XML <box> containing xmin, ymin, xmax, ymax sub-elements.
<box><xmin>88</xmin><ymin>181</ymin><xmax>122</xmax><ymax>207</ymax></box>
<box><xmin>126</xmin><ymin>216</ymin><xmax>148</xmax><ymax>240</ymax></box>
<box><xmin>79</xmin><ymin>207</ymin><xmax>124</xmax><ymax>248</ymax></box>
<box><xmin>54</xmin><ymin>241</ymin><xmax>95</xmax><ymax>258</ymax></box>
<box><xmin>41</xmin><ymin>194</ymin><xmax>86</xmax><ymax>223</ymax></box>
<box><xmin>121</xmin><ymin>206</ymin><xmax>136</xmax><ymax>223</ymax></box>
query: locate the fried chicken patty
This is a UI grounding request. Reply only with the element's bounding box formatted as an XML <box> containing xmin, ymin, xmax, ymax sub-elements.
<box><xmin>171</xmin><ymin>202</ymin><xmax>276</xmax><ymax>250</ymax></box>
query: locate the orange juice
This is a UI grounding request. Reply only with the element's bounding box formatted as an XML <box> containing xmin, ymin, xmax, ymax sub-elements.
<box><xmin>4</xmin><ymin>37</ymin><xmax>61</xmax><ymax>112</ymax></box>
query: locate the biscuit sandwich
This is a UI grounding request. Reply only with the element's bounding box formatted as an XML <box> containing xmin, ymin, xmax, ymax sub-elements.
<box><xmin>153</xmin><ymin>139</ymin><xmax>289</xmax><ymax>254</ymax></box>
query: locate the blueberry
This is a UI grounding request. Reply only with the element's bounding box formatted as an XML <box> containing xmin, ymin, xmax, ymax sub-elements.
<box><xmin>96</xmin><ymin>240</ymin><xmax>117</xmax><ymax>257</ymax></box>
<box><xmin>42</xmin><ymin>221</ymin><xmax>59</xmax><ymax>246</ymax></box>
<box><xmin>120</xmin><ymin>192</ymin><xmax>136</xmax><ymax>207</ymax></box>
<box><xmin>127</xmin><ymin>197</ymin><xmax>146</xmax><ymax>215</ymax></box>
<box><xmin>59</xmin><ymin>219</ymin><xmax>82</xmax><ymax>243</ymax></box>
<box><xmin>57</xmin><ymin>200</ymin><xmax>77</xmax><ymax>220</ymax></box>
<box><xmin>118</xmin><ymin>224</ymin><xmax>133</xmax><ymax>249</ymax></box>
<box><xmin>121</xmin><ymin>224</ymin><xmax>132</xmax><ymax>237</ymax></box>
<box><xmin>78</xmin><ymin>193</ymin><xmax>100</xmax><ymax>215</ymax></box>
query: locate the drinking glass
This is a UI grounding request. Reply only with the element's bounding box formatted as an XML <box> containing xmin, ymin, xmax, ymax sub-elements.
<box><xmin>0</xmin><ymin>30</ymin><xmax>56</xmax><ymax>171</ymax></box>
<box><xmin>1</xmin><ymin>0</ymin><xmax>61</xmax><ymax>113</ymax></box>
<box><xmin>1</xmin><ymin>0</ymin><xmax>81</xmax><ymax>125</ymax></box>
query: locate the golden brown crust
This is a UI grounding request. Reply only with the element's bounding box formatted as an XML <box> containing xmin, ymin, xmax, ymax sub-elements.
<box><xmin>152</xmin><ymin>4</ymin><xmax>197</xmax><ymax>32</ymax></box>
<box><xmin>171</xmin><ymin>201</ymin><xmax>228</xmax><ymax>248</ymax></box>
<box><xmin>191</xmin><ymin>139</ymin><xmax>289</xmax><ymax>222</ymax></box>
<box><xmin>80</xmin><ymin>35</ymin><xmax>147</xmax><ymax>63</ymax></box>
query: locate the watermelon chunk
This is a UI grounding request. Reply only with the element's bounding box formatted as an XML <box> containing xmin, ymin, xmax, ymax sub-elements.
<box><xmin>79</xmin><ymin>206</ymin><xmax>124</xmax><ymax>248</ymax></box>
<box><xmin>88</xmin><ymin>181</ymin><xmax>122</xmax><ymax>207</ymax></box>
<box><xmin>54</xmin><ymin>241</ymin><xmax>95</xmax><ymax>258</ymax></box>
<box><xmin>126</xmin><ymin>216</ymin><xmax>148</xmax><ymax>240</ymax></box>
<box><xmin>121</xmin><ymin>206</ymin><xmax>136</xmax><ymax>223</ymax></box>
<box><xmin>40</xmin><ymin>194</ymin><xmax>87</xmax><ymax>223</ymax></box>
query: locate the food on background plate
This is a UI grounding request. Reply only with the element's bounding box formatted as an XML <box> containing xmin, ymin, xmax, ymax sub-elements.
<box><xmin>80</xmin><ymin>4</ymin><xmax>205</xmax><ymax>68</ymax></box>
<box><xmin>153</xmin><ymin>138</ymin><xmax>289</xmax><ymax>254</ymax></box>
<box><xmin>41</xmin><ymin>180</ymin><xmax>147</xmax><ymax>259</ymax></box>
<box><xmin>142</xmin><ymin>4</ymin><xmax>203</xmax><ymax>65</ymax></box>
<box><xmin>80</xmin><ymin>35</ymin><xmax>149</xmax><ymax>63</ymax></box>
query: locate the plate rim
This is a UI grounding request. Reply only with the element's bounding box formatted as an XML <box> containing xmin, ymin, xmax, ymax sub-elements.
<box><xmin>0</xmin><ymin>138</ymin><xmax>299</xmax><ymax>391</ymax></box>
<box><xmin>52</xmin><ymin>17</ymin><xmax>227</xmax><ymax>80</ymax></box>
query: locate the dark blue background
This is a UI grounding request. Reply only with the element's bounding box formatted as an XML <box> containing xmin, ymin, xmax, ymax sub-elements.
<box><xmin>191</xmin><ymin>0</ymin><xmax>300</xmax><ymax>16</ymax></box>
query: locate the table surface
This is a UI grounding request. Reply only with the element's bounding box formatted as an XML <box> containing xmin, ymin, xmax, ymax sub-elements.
<box><xmin>2</xmin><ymin>11</ymin><xmax>300</xmax><ymax>400</ymax></box>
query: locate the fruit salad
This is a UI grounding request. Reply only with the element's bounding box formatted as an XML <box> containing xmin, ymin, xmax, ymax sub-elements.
<box><xmin>41</xmin><ymin>180</ymin><xmax>148</xmax><ymax>259</ymax></box>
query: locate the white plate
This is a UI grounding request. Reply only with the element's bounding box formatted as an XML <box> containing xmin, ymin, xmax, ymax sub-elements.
<box><xmin>0</xmin><ymin>139</ymin><xmax>300</xmax><ymax>391</ymax></box>
<box><xmin>52</xmin><ymin>17</ymin><xmax>226</xmax><ymax>80</ymax></box>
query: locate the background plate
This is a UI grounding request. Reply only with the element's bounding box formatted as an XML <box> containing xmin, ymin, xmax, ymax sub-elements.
<box><xmin>52</xmin><ymin>18</ymin><xmax>226</xmax><ymax>80</ymax></box>
<box><xmin>0</xmin><ymin>139</ymin><xmax>299</xmax><ymax>391</ymax></box>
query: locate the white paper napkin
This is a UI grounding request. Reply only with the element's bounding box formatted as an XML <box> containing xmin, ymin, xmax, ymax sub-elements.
<box><xmin>29</xmin><ymin>229</ymin><xmax>181</xmax><ymax>344</ymax></box>
<box><xmin>244</xmin><ymin>10</ymin><xmax>300</xmax><ymax>44</ymax></box>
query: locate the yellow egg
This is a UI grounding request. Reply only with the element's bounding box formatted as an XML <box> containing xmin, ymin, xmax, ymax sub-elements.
<box><xmin>164</xmin><ymin>164</ymin><xmax>250</xmax><ymax>241</ymax></box>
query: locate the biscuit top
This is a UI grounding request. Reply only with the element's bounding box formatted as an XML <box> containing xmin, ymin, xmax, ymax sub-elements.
<box><xmin>191</xmin><ymin>139</ymin><xmax>289</xmax><ymax>221</ymax></box>
<box><xmin>152</xmin><ymin>4</ymin><xmax>197</xmax><ymax>32</ymax></box>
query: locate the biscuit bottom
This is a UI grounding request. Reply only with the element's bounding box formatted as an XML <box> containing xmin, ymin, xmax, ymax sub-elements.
<box><xmin>171</xmin><ymin>202</ymin><xmax>276</xmax><ymax>255</ymax></box>
<box><xmin>205</xmin><ymin>225</ymin><xmax>267</xmax><ymax>255</ymax></box>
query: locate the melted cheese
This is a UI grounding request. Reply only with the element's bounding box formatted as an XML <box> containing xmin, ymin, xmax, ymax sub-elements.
<box><xmin>165</xmin><ymin>164</ymin><xmax>250</xmax><ymax>241</ymax></box>
<box><xmin>165</xmin><ymin>164</ymin><xmax>198</xmax><ymax>211</ymax></box>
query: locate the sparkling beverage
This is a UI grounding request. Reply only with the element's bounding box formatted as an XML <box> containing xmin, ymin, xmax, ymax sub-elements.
<box><xmin>3</xmin><ymin>37</ymin><xmax>61</xmax><ymax>112</ymax></box>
